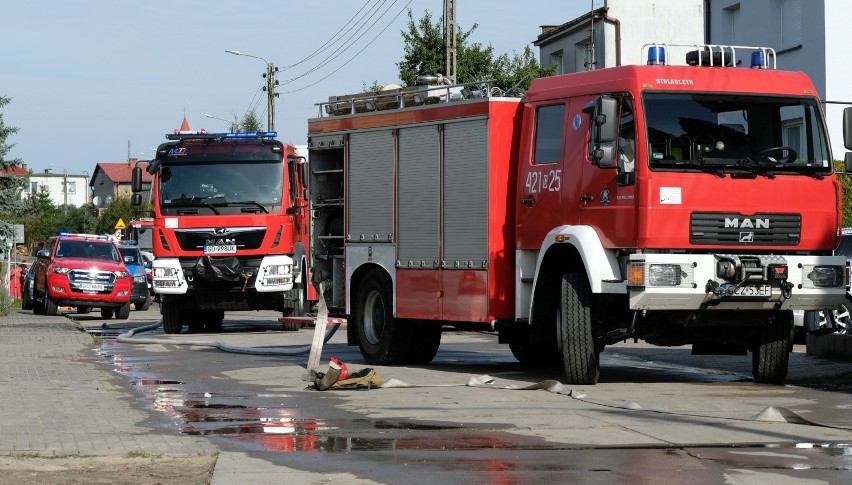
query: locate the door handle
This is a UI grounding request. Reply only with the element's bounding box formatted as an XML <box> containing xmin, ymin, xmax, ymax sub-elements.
<box><xmin>521</xmin><ymin>196</ymin><xmax>535</xmax><ymax>206</ymax></box>
<box><xmin>579</xmin><ymin>194</ymin><xmax>594</xmax><ymax>202</ymax></box>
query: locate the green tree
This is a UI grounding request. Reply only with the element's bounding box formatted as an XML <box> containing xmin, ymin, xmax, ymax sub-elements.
<box><xmin>93</xmin><ymin>195</ymin><xmax>134</xmax><ymax>235</ymax></box>
<box><xmin>24</xmin><ymin>185</ymin><xmax>62</xmax><ymax>245</ymax></box>
<box><xmin>240</xmin><ymin>110</ymin><xmax>262</xmax><ymax>132</ymax></box>
<box><xmin>397</xmin><ymin>9</ymin><xmax>552</xmax><ymax>92</ymax></box>
<box><xmin>0</xmin><ymin>95</ymin><xmax>27</xmax><ymax>242</ymax></box>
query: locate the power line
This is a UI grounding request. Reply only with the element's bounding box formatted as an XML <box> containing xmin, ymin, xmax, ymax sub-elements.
<box><xmin>282</xmin><ymin>0</ymin><xmax>412</xmax><ymax>95</ymax></box>
<box><xmin>283</xmin><ymin>0</ymin><xmax>378</xmax><ymax>71</ymax></box>
<box><xmin>280</xmin><ymin>0</ymin><xmax>402</xmax><ymax>86</ymax></box>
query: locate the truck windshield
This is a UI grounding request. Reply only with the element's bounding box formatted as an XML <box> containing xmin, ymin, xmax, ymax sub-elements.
<box><xmin>158</xmin><ymin>160</ymin><xmax>284</xmax><ymax>210</ymax></box>
<box><xmin>643</xmin><ymin>93</ymin><xmax>831</xmax><ymax>176</ymax></box>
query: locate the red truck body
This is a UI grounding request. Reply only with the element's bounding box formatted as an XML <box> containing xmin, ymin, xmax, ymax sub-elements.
<box><xmin>303</xmin><ymin>44</ymin><xmax>849</xmax><ymax>385</ymax></box>
<box><xmin>133</xmin><ymin>131</ymin><xmax>312</xmax><ymax>334</ymax></box>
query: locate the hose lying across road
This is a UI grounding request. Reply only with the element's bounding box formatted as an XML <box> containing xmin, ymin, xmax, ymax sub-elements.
<box><xmin>115</xmin><ymin>318</ymin><xmax>342</xmax><ymax>356</ymax></box>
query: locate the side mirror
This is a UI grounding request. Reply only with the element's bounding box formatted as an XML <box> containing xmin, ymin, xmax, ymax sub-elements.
<box><xmin>131</xmin><ymin>193</ymin><xmax>142</xmax><ymax>207</ymax></box>
<box><xmin>844</xmin><ymin>107</ymin><xmax>852</xmax><ymax>151</ymax></box>
<box><xmin>585</xmin><ymin>95</ymin><xmax>618</xmax><ymax>167</ymax></box>
<box><xmin>146</xmin><ymin>159</ymin><xmax>162</xmax><ymax>175</ymax></box>
<box><xmin>131</xmin><ymin>166</ymin><xmax>142</xmax><ymax>193</ymax></box>
<box><xmin>845</xmin><ymin>152</ymin><xmax>852</xmax><ymax>172</ymax></box>
<box><xmin>37</xmin><ymin>249</ymin><xmax>50</xmax><ymax>259</ymax></box>
<box><xmin>596</xmin><ymin>96</ymin><xmax>618</xmax><ymax>143</ymax></box>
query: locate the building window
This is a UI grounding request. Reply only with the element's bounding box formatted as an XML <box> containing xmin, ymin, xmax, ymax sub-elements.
<box><xmin>782</xmin><ymin>119</ymin><xmax>803</xmax><ymax>160</ymax></box>
<box><xmin>533</xmin><ymin>104</ymin><xmax>566</xmax><ymax>164</ymax></box>
<box><xmin>780</xmin><ymin>0</ymin><xmax>802</xmax><ymax>49</ymax></box>
<box><xmin>550</xmin><ymin>49</ymin><xmax>564</xmax><ymax>74</ymax></box>
<box><xmin>30</xmin><ymin>181</ymin><xmax>38</xmax><ymax>193</ymax></box>
<box><xmin>65</xmin><ymin>181</ymin><xmax>76</xmax><ymax>194</ymax></box>
<box><xmin>722</xmin><ymin>4</ymin><xmax>740</xmax><ymax>45</ymax></box>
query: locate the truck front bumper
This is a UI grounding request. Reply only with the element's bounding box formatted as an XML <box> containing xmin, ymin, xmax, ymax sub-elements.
<box><xmin>152</xmin><ymin>256</ymin><xmax>294</xmax><ymax>295</ymax></box>
<box><xmin>626</xmin><ymin>253</ymin><xmax>848</xmax><ymax>311</ymax></box>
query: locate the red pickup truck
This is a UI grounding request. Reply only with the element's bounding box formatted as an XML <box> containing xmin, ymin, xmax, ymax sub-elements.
<box><xmin>32</xmin><ymin>233</ymin><xmax>133</xmax><ymax>319</ymax></box>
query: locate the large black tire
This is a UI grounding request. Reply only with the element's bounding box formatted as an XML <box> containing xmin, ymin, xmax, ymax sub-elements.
<box><xmin>283</xmin><ymin>265</ymin><xmax>308</xmax><ymax>318</ymax></box>
<box><xmin>116</xmin><ymin>301</ymin><xmax>131</xmax><ymax>320</ymax></box>
<box><xmin>355</xmin><ymin>270</ymin><xmax>413</xmax><ymax>365</ymax></box>
<box><xmin>44</xmin><ymin>293</ymin><xmax>59</xmax><ymax>316</ymax></box>
<box><xmin>139</xmin><ymin>298</ymin><xmax>151</xmax><ymax>311</ymax></box>
<box><xmin>33</xmin><ymin>295</ymin><xmax>45</xmax><ymax>315</ymax></box>
<box><xmin>22</xmin><ymin>293</ymin><xmax>33</xmax><ymax>311</ymax></box>
<box><xmin>752</xmin><ymin>311</ymin><xmax>792</xmax><ymax>384</ymax></box>
<box><xmin>161</xmin><ymin>298</ymin><xmax>183</xmax><ymax>334</ymax></box>
<box><xmin>100</xmin><ymin>308</ymin><xmax>114</xmax><ymax>319</ymax></box>
<box><xmin>76</xmin><ymin>306</ymin><xmax>91</xmax><ymax>315</ymax></box>
<box><xmin>407</xmin><ymin>321</ymin><xmax>442</xmax><ymax>365</ymax></box>
<box><xmin>204</xmin><ymin>310</ymin><xmax>224</xmax><ymax>332</ymax></box>
<box><xmin>509</xmin><ymin>341</ymin><xmax>561</xmax><ymax>366</ymax></box>
<box><xmin>560</xmin><ymin>272</ymin><xmax>600</xmax><ymax>385</ymax></box>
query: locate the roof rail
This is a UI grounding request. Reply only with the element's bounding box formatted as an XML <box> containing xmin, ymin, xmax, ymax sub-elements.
<box><xmin>643</xmin><ymin>43</ymin><xmax>777</xmax><ymax>69</ymax></box>
<box><xmin>315</xmin><ymin>80</ymin><xmax>505</xmax><ymax>118</ymax></box>
<box><xmin>166</xmin><ymin>131</ymin><xmax>277</xmax><ymax>141</ymax></box>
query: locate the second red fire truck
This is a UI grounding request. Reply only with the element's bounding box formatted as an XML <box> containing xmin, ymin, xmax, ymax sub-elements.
<box><xmin>132</xmin><ymin>131</ymin><xmax>312</xmax><ymax>333</ymax></box>
<box><xmin>305</xmin><ymin>43</ymin><xmax>850</xmax><ymax>385</ymax></box>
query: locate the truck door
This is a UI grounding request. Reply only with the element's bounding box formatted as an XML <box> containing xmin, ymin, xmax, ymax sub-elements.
<box><xmin>577</xmin><ymin>95</ymin><xmax>638</xmax><ymax>247</ymax></box>
<box><xmin>517</xmin><ymin>102</ymin><xmax>570</xmax><ymax>250</ymax></box>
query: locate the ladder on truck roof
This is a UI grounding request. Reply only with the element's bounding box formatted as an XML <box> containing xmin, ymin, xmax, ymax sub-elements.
<box><xmin>316</xmin><ymin>79</ymin><xmax>514</xmax><ymax>117</ymax></box>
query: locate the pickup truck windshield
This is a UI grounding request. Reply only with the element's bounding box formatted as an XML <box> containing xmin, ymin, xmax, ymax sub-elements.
<box><xmin>643</xmin><ymin>93</ymin><xmax>831</xmax><ymax>176</ymax></box>
<box><xmin>158</xmin><ymin>160</ymin><xmax>283</xmax><ymax>210</ymax></box>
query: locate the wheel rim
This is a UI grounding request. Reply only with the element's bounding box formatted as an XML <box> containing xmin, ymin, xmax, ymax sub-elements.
<box><xmin>363</xmin><ymin>290</ymin><xmax>385</xmax><ymax>345</ymax></box>
<box><xmin>835</xmin><ymin>304</ymin><xmax>852</xmax><ymax>334</ymax></box>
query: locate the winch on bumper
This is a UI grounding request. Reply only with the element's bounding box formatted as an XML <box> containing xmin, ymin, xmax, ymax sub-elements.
<box><xmin>152</xmin><ymin>255</ymin><xmax>294</xmax><ymax>295</ymax></box>
<box><xmin>626</xmin><ymin>253</ymin><xmax>848</xmax><ymax>311</ymax></box>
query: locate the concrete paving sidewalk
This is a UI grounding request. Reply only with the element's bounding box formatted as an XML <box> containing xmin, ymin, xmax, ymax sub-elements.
<box><xmin>0</xmin><ymin>310</ymin><xmax>219</xmax><ymax>481</ymax></box>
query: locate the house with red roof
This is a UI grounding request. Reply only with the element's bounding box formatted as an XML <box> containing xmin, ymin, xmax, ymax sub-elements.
<box><xmin>90</xmin><ymin>159</ymin><xmax>152</xmax><ymax>212</ymax></box>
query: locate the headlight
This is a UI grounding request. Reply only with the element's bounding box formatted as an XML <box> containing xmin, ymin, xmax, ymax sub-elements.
<box><xmin>265</xmin><ymin>264</ymin><xmax>292</xmax><ymax>276</ymax></box>
<box><xmin>153</xmin><ymin>267</ymin><xmax>178</xmax><ymax>278</ymax></box>
<box><xmin>806</xmin><ymin>265</ymin><xmax>845</xmax><ymax>288</ymax></box>
<box><xmin>52</xmin><ymin>266</ymin><xmax>71</xmax><ymax>275</ymax></box>
<box><xmin>133</xmin><ymin>275</ymin><xmax>146</xmax><ymax>283</ymax></box>
<box><xmin>115</xmin><ymin>270</ymin><xmax>130</xmax><ymax>278</ymax></box>
<box><xmin>648</xmin><ymin>264</ymin><xmax>684</xmax><ymax>286</ymax></box>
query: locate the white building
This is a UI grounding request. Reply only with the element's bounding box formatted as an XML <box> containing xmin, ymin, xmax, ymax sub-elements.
<box><xmin>707</xmin><ymin>0</ymin><xmax>852</xmax><ymax>160</ymax></box>
<box><xmin>24</xmin><ymin>169</ymin><xmax>90</xmax><ymax>208</ymax></box>
<box><xmin>534</xmin><ymin>0</ymin><xmax>705</xmax><ymax>74</ymax></box>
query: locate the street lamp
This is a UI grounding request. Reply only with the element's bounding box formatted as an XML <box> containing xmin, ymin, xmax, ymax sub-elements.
<box><xmin>202</xmin><ymin>112</ymin><xmax>236</xmax><ymax>133</ymax></box>
<box><xmin>225</xmin><ymin>49</ymin><xmax>279</xmax><ymax>131</ymax></box>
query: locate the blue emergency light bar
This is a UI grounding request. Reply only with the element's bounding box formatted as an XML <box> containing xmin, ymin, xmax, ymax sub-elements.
<box><xmin>166</xmin><ymin>131</ymin><xmax>277</xmax><ymax>140</ymax></box>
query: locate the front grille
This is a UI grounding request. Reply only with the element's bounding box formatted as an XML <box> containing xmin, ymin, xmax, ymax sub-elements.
<box><xmin>174</xmin><ymin>227</ymin><xmax>266</xmax><ymax>251</ymax></box>
<box><xmin>68</xmin><ymin>270</ymin><xmax>116</xmax><ymax>293</ymax></box>
<box><xmin>690</xmin><ymin>212</ymin><xmax>801</xmax><ymax>246</ymax></box>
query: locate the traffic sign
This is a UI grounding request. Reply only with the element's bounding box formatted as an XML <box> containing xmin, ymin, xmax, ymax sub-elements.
<box><xmin>114</xmin><ymin>218</ymin><xmax>127</xmax><ymax>230</ymax></box>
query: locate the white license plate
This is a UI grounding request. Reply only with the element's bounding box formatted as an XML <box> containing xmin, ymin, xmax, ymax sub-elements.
<box><xmin>79</xmin><ymin>283</ymin><xmax>105</xmax><ymax>291</ymax></box>
<box><xmin>204</xmin><ymin>244</ymin><xmax>237</xmax><ymax>254</ymax></box>
<box><xmin>729</xmin><ymin>285</ymin><xmax>771</xmax><ymax>297</ymax></box>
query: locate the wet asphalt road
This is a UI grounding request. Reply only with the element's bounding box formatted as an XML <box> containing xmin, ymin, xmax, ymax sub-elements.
<box><xmin>73</xmin><ymin>303</ymin><xmax>851</xmax><ymax>484</ymax></box>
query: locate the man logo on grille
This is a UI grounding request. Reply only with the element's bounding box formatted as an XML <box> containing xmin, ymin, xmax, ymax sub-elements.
<box><xmin>739</xmin><ymin>232</ymin><xmax>754</xmax><ymax>243</ymax></box>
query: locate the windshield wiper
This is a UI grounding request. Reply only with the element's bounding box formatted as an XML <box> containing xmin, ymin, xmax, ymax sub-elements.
<box><xmin>231</xmin><ymin>201</ymin><xmax>270</xmax><ymax>214</ymax></box>
<box><xmin>734</xmin><ymin>158</ymin><xmax>776</xmax><ymax>179</ymax></box>
<box><xmin>161</xmin><ymin>201</ymin><xmax>221</xmax><ymax>214</ymax></box>
<box><xmin>655</xmin><ymin>158</ymin><xmax>726</xmax><ymax>177</ymax></box>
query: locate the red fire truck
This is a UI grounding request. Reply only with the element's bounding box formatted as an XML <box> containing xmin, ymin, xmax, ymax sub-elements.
<box><xmin>306</xmin><ymin>43</ymin><xmax>851</xmax><ymax>385</ymax></box>
<box><xmin>131</xmin><ymin>131</ymin><xmax>312</xmax><ymax>334</ymax></box>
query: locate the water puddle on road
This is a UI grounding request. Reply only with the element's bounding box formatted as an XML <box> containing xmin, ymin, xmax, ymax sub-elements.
<box><xmin>92</xmin><ymin>341</ymin><xmax>541</xmax><ymax>454</ymax></box>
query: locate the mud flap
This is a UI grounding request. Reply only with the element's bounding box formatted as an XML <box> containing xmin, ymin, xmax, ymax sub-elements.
<box><xmin>193</xmin><ymin>256</ymin><xmax>242</xmax><ymax>283</ymax></box>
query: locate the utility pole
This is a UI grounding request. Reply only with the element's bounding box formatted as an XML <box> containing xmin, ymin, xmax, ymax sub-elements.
<box><xmin>263</xmin><ymin>63</ymin><xmax>279</xmax><ymax>131</ymax></box>
<box><xmin>443</xmin><ymin>0</ymin><xmax>457</xmax><ymax>84</ymax></box>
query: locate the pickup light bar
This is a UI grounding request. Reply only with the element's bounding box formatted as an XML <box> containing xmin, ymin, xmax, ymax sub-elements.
<box><xmin>166</xmin><ymin>131</ymin><xmax>277</xmax><ymax>140</ymax></box>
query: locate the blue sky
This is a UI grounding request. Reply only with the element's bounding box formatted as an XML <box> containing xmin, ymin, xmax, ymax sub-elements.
<box><xmin>1</xmin><ymin>1</ymin><xmax>587</xmax><ymax>176</ymax></box>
